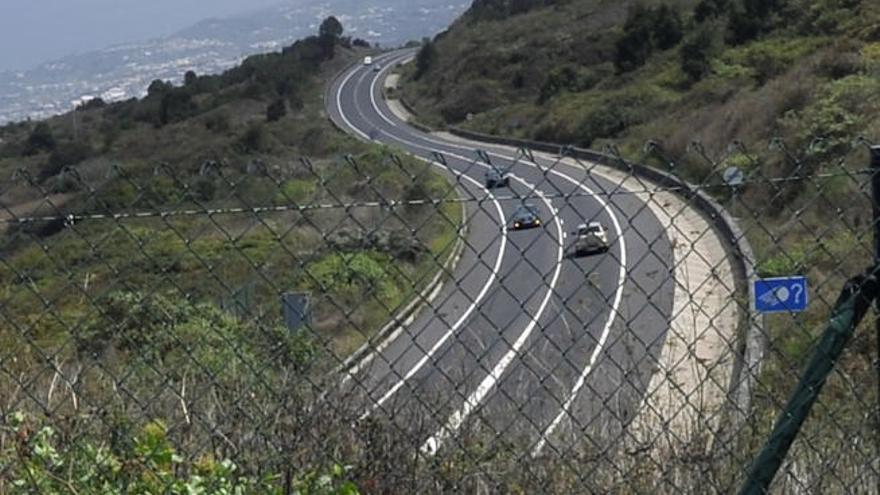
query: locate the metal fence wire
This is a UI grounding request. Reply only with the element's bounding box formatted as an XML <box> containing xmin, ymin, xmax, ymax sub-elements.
<box><xmin>0</xmin><ymin>137</ymin><xmax>877</xmax><ymax>494</ymax></box>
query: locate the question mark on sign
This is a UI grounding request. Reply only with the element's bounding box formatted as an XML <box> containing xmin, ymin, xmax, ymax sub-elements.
<box><xmin>791</xmin><ymin>283</ymin><xmax>804</xmax><ymax>304</ymax></box>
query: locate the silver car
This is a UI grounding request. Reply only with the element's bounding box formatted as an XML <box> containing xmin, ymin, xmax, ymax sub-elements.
<box><xmin>574</xmin><ymin>222</ymin><xmax>609</xmax><ymax>255</ymax></box>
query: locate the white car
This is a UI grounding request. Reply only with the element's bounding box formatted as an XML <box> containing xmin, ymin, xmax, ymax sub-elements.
<box><xmin>574</xmin><ymin>222</ymin><xmax>609</xmax><ymax>256</ymax></box>
<box><xmin>363</xmin><ymin>56</ymin><xmax>373</xmax><ymax>66</ymax></box>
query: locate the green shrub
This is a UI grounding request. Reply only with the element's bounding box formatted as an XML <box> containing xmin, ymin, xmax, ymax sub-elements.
<box><xmin>780</xmin><ymin>75</ymin><xmax>874</xmax><ymax>159</ymax></box>
<box><xmin>652</xmin><ymin>4</ymin><xmax>685</xmax><ymax>50</ymax></box>
<box><xmin>239</xmin><ymin>123</ymin><xmax>269</xmax><ymax>152</ymax></box>
<box><xmin>204</xmin><ymin>110</ymin><xmax>231</xmax><ymax>133</ymax></box>
<box><xmin>795</xmin><ymin>0</ymin><xmax>862</xmax><ymax>35</ymax></box>
<box><xmin>190</xmin><ymin>176</ymin><xmax>217</xmax><ymax>202</ymax></box>
<box><xmin>3</xmin><ymin>413</ymin><xmax>340</xmax><ymax>494</ymax></box>
<box><xmin>160</xmin><ymin>90</ymin><xmax>198</xmax><ymax>125</ymax></box>
<box><xmin>92</xmin><ymin>180</ymin><xmax>138</xmax><ymax>211</ymax></box>
<box><xmin>267</xmin><ymin>98</ymin><xmax>288</xmax><ymax>122</ymax></box>
<box><xmin>305</xmin><ymin>252</ymin><xmax>401</xmax><ymax>303</ymax></box>
<box><xmin>39</xmin><ymin>141</ymin><xmax>93</xmax><ymax>181</ymax></box>
<box><xmin>615</xmin><ymin>6</ymin><xmax>655</xmax><ymax>72</ymax></box>
<box><xmin>539</xmin><ymin>66</ymin><xmax>579</xmax><ymax>102</ymax></box>
<box><xmin>76</xmin><ymin>291</ymin><xmax>318</xmax><ymax>373</ymax></box>
<box><xmin>276</xmin><ymin>179</ymin><xmax>317</xmax><ymax>205</ymax></box>
<box><xmin>23</xmin><ymin>122</ymin><xmax>56</xmax><ymax>156</ymax></box>
<box><xmin>681</xmin><ymin>27</ymin><xmax>716</xmax><ymax>82</ymax></box>
<box><xmin>439</xmin><ymin>80</ymin><xmax>500</xmax><ymax>122</ymax></box>
<box><xmin>615</xmin><ymin>3</ymin><xmax>683</xmax><ymax>72</ymax></box>
<box><xmin>757</xmin><ymin>250</ymin><xmax>808</xmax><ymax>278</ymax></box>
<box><xmin>694</xmin><ymin>0</ymin><xmax>730</xmax><ymax>22</ymax></box>
<box><xmin>143</xmin><ymin>175</ymin><xmax>185</xmax><ymax>205</ymax></box>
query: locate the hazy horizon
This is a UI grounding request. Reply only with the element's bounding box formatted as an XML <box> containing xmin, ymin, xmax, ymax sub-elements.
<box><xmin>0</xmin><ymin>0</ymin><xmax>286</xmax><ymax>72</ymax></box>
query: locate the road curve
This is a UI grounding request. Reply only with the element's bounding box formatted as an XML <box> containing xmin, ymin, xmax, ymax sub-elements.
<box><xmin>326</xmin><ymin>50</ymin><xmax>676</xmax><ymax>455</ymax></box>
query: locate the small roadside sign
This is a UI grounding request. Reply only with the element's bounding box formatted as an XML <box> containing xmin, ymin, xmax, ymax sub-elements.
<box><xmin>755</xmin><ymin>276</ymin><xmax>808</xmax><ymax>313</ymax></box>
<box><xmin>282</xmin><ymin>292</ymin><xmax>311</xmax><ymax>332</ymax></box>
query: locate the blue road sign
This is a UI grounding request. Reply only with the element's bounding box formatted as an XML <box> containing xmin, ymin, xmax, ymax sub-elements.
<box><xmin>282</xmin><ymin>292</ymin><xmax>311</xmax><ymax>332</ymax></box>
<box><xmin>754</xmin><ymin>276</ymin><xmax>808</xmax><ymax>313</ymax></box>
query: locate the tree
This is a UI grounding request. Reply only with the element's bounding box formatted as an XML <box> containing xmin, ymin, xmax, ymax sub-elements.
<box><xmin>239</xmin><ymin>123</ymin><xmax>268</xmax><ymax>152</ymax></box>
<box><xmin>77</xmin><ymin>97</ymin><xmax>106</xmax><ymax>111</ymax></box>
<box><xmin>24</xmin><ymin>122</ymin><xmax>56</xmax><ymax>156</ymax></box>
<box><xmin>267</xmin><ymin>99</ymin><xmax>287</xmax><ymax>122</ymax></box>
<box><xmin>319</xmin><ymin>16</ymin><xmax>344</xmax><ymax>38</ymax></box>
<box><xmin>726</xmin><ymin>0</ymin><xmax>787</xmax><ymax>45</ymax></box>
<box><xmin>652</xmin><ymin>5</ymin><xmax>684</xmax><ymax>50</ymax></box>
<box><xmin>415</xmin><ymin>38</ymin><xmax>437</xmax><ymax>80</ymax></box>
<box><xmin>681</xmin><ymin>27</ymin><xmax>715</xmax><ymax>82</ymax></box>
<box><xmin>147</xmin><ymin>79</ymin><xmax>172</xmax><ymax>97</ymax></box>
<box><xmin>539</xmin><ymin>66</ymin><xmax>578</xmax><ymax>103</ymax></box>
<box><xmin>727</xmin><ymin>7</ymin><xmax>763</xmax><ymax>44</ymax></box>
<box><xmin>317</xmin><ymin>16</ymin><xmax>343</xmax><ymax>60</ymax></box>
<box><xmin>159</xmin><ymin>91</ymin><xmax>196</xmax><ymax>125</ymax></box>
<box><xmin>615</xmin><ymin>3</ymin><xmax>683</xmax><ymax>72</ymax></box>
<box><xmin>615</xmin><ymin>5</ymin><xmax>655</xmax><ymax>72</ymax></box>
<box><xmin>184</xmin><ymin>70</ymin><xmax>198</xmax><ymax>86</ymax></box>
<box><xmin>694</xmin><ymin>0</ymin><xmax>729</xmax><ymax>22</ymax></box>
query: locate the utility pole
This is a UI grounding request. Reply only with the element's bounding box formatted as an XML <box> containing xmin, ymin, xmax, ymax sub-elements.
<box><xmin>72</xmin><ymin>101</ymin><xmax>79</xmax><ymax>142</ymax></box>
<box><xmin>872</xmin><ymin>145</ymin><xmax>880</xmax><ymax>492</ymax></box>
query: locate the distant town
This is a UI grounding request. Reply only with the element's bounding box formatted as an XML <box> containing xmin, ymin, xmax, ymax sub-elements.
<box><xmin>0</xmin><ymin>0</ymin><xmax>468</xmax><ymax>123</ymax></box>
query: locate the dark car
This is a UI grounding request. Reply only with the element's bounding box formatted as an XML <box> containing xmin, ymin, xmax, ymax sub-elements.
<box><xmin>511</xmin><ymin>204</ymin><xmax>541</xmax><ymax>230</ymax></box>
<box><xmin>484</xmin><ymin>166</ymin><xmax>510</xmax><ymax>189</ymax></box>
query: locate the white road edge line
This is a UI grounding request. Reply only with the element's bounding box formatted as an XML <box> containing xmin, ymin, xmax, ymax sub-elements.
<box><xmin>334</xmin><ymin>60</ymin><xmax>510</xmax><ymax>418</ymax></box>
<box><xmin>529</xmin><ymin>163</ymin><xmax>627</xmax><ymax>457</ymax></box>
<box><xmin>361</xmin><ymin>187</ymin><xmax>505</xmax><ymax>417</ymax></box>
<box><xmin>421</xmin><ymin>181</ymin><xmax>564</xmax><ymax>456</ymax></box>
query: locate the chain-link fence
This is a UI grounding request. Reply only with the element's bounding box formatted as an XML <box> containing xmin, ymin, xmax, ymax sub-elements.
<box><xmin>0</xmin><ymin>138</ymin><xmax>877</xmax><ymax>493</ymax></box>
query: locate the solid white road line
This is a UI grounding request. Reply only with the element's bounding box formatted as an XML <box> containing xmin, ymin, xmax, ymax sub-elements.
<box><xmin>529</xmin><ymin>160</ymin><xmax>627</xmax><ymax>456</ymax></box>
<box><xmin>346</xmin><ymin>69</ymin><xmax>569</xmax><ymax>427</ymax></box>
<box><xmin>335</xmin><ymin>60</ymin><xmax>513</xmax><ymax>418</ymax></box>
<box><xmin>421</xmin><ymin>181</ymin><xmax>565</xmax><ymax>455</ymax></box>
<box><xmin>361</xmin><ymin>185</ymin><xmax>507</xmax><ymax>417</ymax></box>
<box><xmin>340</xmin><ymin>57</ymin><xmax>628</xmax><ymax>455</ymax></box>
<box><xmin>364</xmin><ymin>61</ymin><xmax>631</xmax><ymax>453</ymax></box>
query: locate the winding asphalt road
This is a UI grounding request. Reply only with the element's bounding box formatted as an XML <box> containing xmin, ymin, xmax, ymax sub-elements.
<box><xmin>326</xmin><ymin>50</ymin><xmax>676</xmax><ymax>455</ymax></box>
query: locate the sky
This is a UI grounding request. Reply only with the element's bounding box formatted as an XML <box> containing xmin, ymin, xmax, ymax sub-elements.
<box><xmin>0</xmin><ymin>0</ymin><xmax>284</xmax><ymax>72</ymax></box>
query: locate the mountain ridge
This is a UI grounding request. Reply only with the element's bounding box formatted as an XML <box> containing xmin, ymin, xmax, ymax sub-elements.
<box><xmin>0</xmin><ymin>0</ymin><xmax>468</xmax><ymax>123</ymax></box>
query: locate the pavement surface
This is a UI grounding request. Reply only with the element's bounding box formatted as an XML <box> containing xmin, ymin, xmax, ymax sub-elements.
<box><xmin>326</xmin><ymin>50</ymin><xmax>685</xmax><ymax>455</ymax></box>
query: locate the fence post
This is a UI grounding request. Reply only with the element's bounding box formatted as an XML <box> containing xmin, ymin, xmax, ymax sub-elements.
<box><xmin>872</xmin><ymin>145</ymin><xmax>880</xmax><ymax>491</ymax></box>
<box><xmin>738</xmin><ymin>272</ymin><xmax>879</xmax><ymax>494</ymax></box>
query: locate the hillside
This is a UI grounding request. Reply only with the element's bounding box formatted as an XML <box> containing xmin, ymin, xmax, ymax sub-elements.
<box><xmin>396</xmin><ymin>0</ymin><xmax>880</xmax><ymax>490</ymax></box>
<box><xmin>0</xmin><ymin>18</ymin><xmax>464</xmax><ymax>359</ymax></box>
<box><xmin>0</xmin><ymin>20</ymin><xmax>463</xmax><ymax>489</ymax></box>
<box><xmin>404</xmin><ymin>0</ymin><xmax>880</xmax><ymax>155</ymax></box>
<box><xmin>0</xmin><ymin>0</ymin><xmax>470</xmax><ymax>123</ymax></box>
